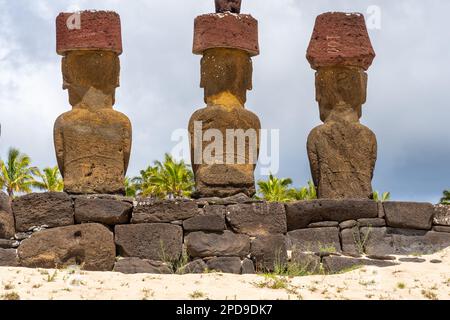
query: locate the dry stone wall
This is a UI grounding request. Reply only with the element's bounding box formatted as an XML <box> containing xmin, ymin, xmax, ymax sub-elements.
<box><xmin>1</xmin><ymin>191</ymin><xmax>449</xmax><ymax>275</ymax></box>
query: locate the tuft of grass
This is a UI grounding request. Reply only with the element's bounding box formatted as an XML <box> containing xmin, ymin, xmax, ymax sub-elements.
<box><xmin>189</xmin><ymin>290</ymin><xmax>207</xmax><ymax>299</ymax></box>
<box><xmin>2</xmin><ymin>292</ymin><xmax>20</xmax><ymax>300</ymax></box>
<box><xmin>4</xmin><ymin>283</ymin><xmax>15</xmax><ymax>290</ymax></box>
<box><xmin>46</xmin><ymin>270</ymin><xmax>58</xmax><ymax>282</ymax></box>
<box><xmin>397</xmin><ymin>282</ymin><xmax>406</xmax><ymax>289</ymax></box>
<box><xmin>422</xmin><ymin>289</ymin><xmax>438</xmax><ymax>300</ymax></box>
<box><xmin>254</xmin><ymin>274</ymin><xmax>289</xmax><ymax>290</ymax></box>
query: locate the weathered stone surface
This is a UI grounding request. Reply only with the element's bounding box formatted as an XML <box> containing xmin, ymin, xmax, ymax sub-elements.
<box><xmin>185</xmin><ymin>231</ymin><xmax>250</xmax><ymax>258</ymax></box>
<box><xmin>114</xmin><ymin>258</ymin><xmax>172</xmax><ymax>274</ymax></box>
<box><xmin>0</xmin><ymin>192</ymin><xmax>15</xmax><ymax>238</ymax></box>
<box><xmin>54</xmin><ymin>48</ymin><xmax>131</xmax><ymax>195</ymax></box>
<box><xmin>308</xmin><ymin>221</ymin><xmax>339</xmax><ymax>228</ymax></box>
<box><xmin>377</xmin><ymin>202</ymin><xmax>385</xmax><ymax>218</ymax></box>
<box><xmin>340</xmin><ymin>227</ymin><xmax>362</xmax><ymax>257</ymax></box>
<box><xmin>18</xmin><ymin>223</ymin><xmax>115</xmax><ymax>271</ymax></box>
<box><xmin>433</xmin><ymin>226</ymin><xmax>450</xmax><ymax>233</ymax></box>
<box><xmin>250</xmin><ymin>235</ymin><xmax>287</xmax><ymax>271</ymax></box>
<box><xmin>286</xmin><ymin>200</ymin><xmax>378</xmax><ymax>230</ymax></box>
<box><xmin>74</xmin><ymin>197</ymin><xmax>132</xmax><ymax>225</ymax></box>
<box><xmin>204</xmin><ymin>205</ymin><xmax>228</xmax><ymax>216</ymax></box>
<box><xmin>357</xmin><ymin>218</ymin><xmax>386</xmax><ymax>228</ymax></box>
<box><xmin>177</xmin><ymin>259</ymin><xmax>208</xmax><ymax>274</ymax></box>
<box><xmin>189</xmin><ymin>47</ymin><xmax>261</xmax><ymax>199</ymax></box>
<box><xmin>12</xmin><ymin>192</ymin><xmax>74</xmax><ymax>232</ymax></box>
<box><xmin>215</xmin><ymin>0</ymin><xmax>241</xmax><ymax>14</ymax></box>
<box><xmin>323</xmin><ymin>256</ymin><xmax>397</xmax><ymax>274</ymax></box>
<box><xmin>339</xmin><ymin>220</ymin><xmax>357</xmax><ymax>230</ymax></box>
<box><xmin>306</xmin><ymin>12</ymin><xmax>375</xmax><ymax>71</ymax></box>
<box><xmin>399</xmin><ymin>257</ymin><xmax>426</xmax><ymax>263</ymax></box>
<box><xmin>206</xmin><ymin>257</ymin><xmax>242</xmax><ymax>274</ymax></box>
<box><xmin>433</xmin><ymin>205</ymin><xmax>450</xmax><ymax>226</ymax></box>
<box><xmin>361</xmin><ymin>227</ymin><xmax>394</xmax><ymax>256</ymax></box>
<box><xmin>287</xmin><ymin>227</ymin><xmax>341</xmax><ymax>253</ymax></box>
<box><xmin>0</xmin><ymin>249</ymin><xmax>19</xmax><ymax>267</ymax></box>
<box><xmin>290</xmin><ymin>252</ymin><xmax>321</xmax><ymax>274</ymax></box>
<box><xmin>0</xmin><ymin>239</ymin><xmax>19</xmax><ymax>249</ymax></box>
<box><xmin>183</xmin><ymin>214</ymin><xmax>226</xmax><ymax>232</ymax></box>
<box><xmin>115</xmin><ymin>224</ymin><xmax>182</xmax><ymax>261</ymax></box>
<box><xmin>241</xmin><ymin>258</ymin><xmax>255</xmax><ymax>274</ymax></box>
<box><xmin>132</xmin><ymin>199</ymin><xmax>197</xmax><ymax>223</ymax></box>
<box><xmin>197</xmin><ymin>193</ymin><xmax>259</xmax><ymax>206</ymax></box>
<box><xmin>226</xmin><ymin>202</ymin><xmax>287</xmax><ymax>236</ymax></box>
<box><xmin>56</xmin><ymin>11</ymin><xmax>122</xmax><ymax>55</ymax></box>
<box><xmin>384</xmin><ymin>202</ymin><xmax>434</xmax><ymax>230</ymax></box>
<box><xmin>193</xmin><ymin>13</ymin><xmax>259</xmax><ymax>56</ymax></box>
<box><xmin>390</xmin><ymin>229</ymin><xmax>450</xmax><ymax>255</ymax></box>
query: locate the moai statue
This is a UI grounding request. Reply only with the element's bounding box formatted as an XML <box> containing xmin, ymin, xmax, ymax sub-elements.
<box><xmin>306</xmin><ymin>12</ymin><xmax>377</xmax><ymax>199</ymax></box>
<box><xmin>188</xmin><ymin>0</ymin><xmax>261</xmax><ymax>198</ymax></box>
<box><xmin>54</xmin><ymin>11</ymin><xmax>131</xmax><ymax>195</ymax></box>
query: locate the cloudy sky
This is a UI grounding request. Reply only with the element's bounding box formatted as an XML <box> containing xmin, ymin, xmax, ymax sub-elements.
<box><xmin>0</xmin><ymin>0</ymin><xmax>449</xmax><ymax>203</ymax></box>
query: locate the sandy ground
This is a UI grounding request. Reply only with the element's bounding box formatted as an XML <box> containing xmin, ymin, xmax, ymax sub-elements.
<box><xmin>1</xmin><ymin>249</ymin><xmax>449</xmax><ymax>300</ymax></box>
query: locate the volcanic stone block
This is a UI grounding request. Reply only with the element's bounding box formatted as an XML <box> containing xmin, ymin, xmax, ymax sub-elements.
<box><xmin>287</xmin><ymin>227</ymin><xmax>341</xmax><ymax>253</ymax></box>
<box><xmin>204</xmin><ymin>205</ymin><xmax>228</xmax><ymax>216</ymax></box>
<box><xmin>286</xmin><ymin>200</ymin><xmax>378</xmax><ymax>231</ymax></box>
<box><xmin>306</xmin><ymin>12</ymin><xmax>375</xmax><ymax>71</ymax></box>
<box><xmin>132</xmin><ymin>199</ymin><xmax>198</xmax><ymax>223</ymax></box>
<box><xmin>114</xmin><ymin>258</ymin><xmax>172</xmax><ymax>274</ymax></box>
<box><xmin>290</xmin><ymin>252</ymin><xmax>321</xmax><ymax>274</ymax></box>
<box><xmin>250</xmin><ymin>234</ymin><xmax>287</xmax><ymax>271</ymax></box>
<box><xmin>226</xmin><ymin>203</ymin><xmax>287</xmax><ymax>236</ymax></box>
<box><xmin>193</xmin><ymin>13</ymin><xmax>259</xmax><ymax>56</ymax></box>
<box><xmin>384</xmin><ymin>202</ymin><xmax>434</xmax><ymax>230</ymax></box>
<box><xmin>177</xmin><ymin>259</ymin><xmax>208</xmax><ymax>274</ymax></box>
<box><xmin>0</xmin><ymin>192</ymin><xmax>15</xmax><ymax>238</ymax></box>
<box><xmin>339</xmin><ymin>220</ymin><xmax>357</xmax><ymax>230</ymax></box>
<box><xmin>18</xmin><ymin>223</ymin><xmax>115</xmax><ymax>271</ymax></box>
<box><xmin>357</xmin><ymin>218</ymin><xmax>386</xmax><ymax>228</ymax></box>
<box><xmin>0</xmin><ymin>239</ymin><xmax>19</xmax><ymax>249</ymax></box>
<box><xmin>206</xmin><ymin>257</ymin><xmax>242</xmax><ymax>274</ymax></box>
<box><xmin>361</xmin><ymin>227</ymin><xmax>394</xmax><ymax>256</ymax></box>
<box><xmin>433</xmin><ymin>226</ymin><xmax>450</xmax><ymax>233</ymax></box>
<box><xmin>115</xmin><ymin>224</ymin><xmax>183</xmax><ymax>261</ymax></box>
<box><xmin>389</xmin><ymin>228</ymin><xmax>450</xmax><ymax>255</ymax></box>
<box><xmin>56</xmin><ymin>11</ymin><xmax>122</xmax><ymax>54</ymax></box>
<box><xmin>340</xmin><ymin>227</ymin><xmax>362</xmax><ymax>257</ymax></box>
<box><xmin>74</xmin><ymin>197</ymin><xmax>132</xmax><ymax>225</ymax></box>
<box><xmin>0</xmin><ymin>249</ymin><xmax>19</xmax><ymax>267</ymax></box>
<box><xmin>12</xmin><ymin>192</ymin><xmax>74</xmax><ymax>232</ymax></box>
<box><xmin>433</xmin><ymin>205</ymin><xmax>450</xmax><ymax>226</ymax></box>
<box><xmin>185</xmin><ymin>231</ymin><xmax>250</xmax><ymax>258</ymax></box>
<box><xmin>241</xmin><ymin>258</ymin><xmax>255</xmax><ymax>274</ymax></box>
<box><xmin>308</xmin><ymin>221</ymin><xmax>339</xmax><ymax>228</ymax></box>
<box><xmin>323</xmin><ymin>256</ymin><xmax>398</xmax><ymax>274</ymax></box>
<box><xmin>215</xmin><ymin>0</ymin><xmax>241</xmax><ymax>13</ymax></box>
<box><xmin>197</xmin><ymin>193</ymin><xmax>258</xmax><ymax>206</ymax></box>
<box><xmin>183</xmin><ymin>214</ymin><xmax>226</xmax><ymax>232</ymax></box>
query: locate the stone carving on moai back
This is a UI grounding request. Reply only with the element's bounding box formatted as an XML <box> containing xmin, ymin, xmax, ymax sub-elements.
<box><xmin>54</xmin><ymin>11</ymin><xmax>132</xmax><ymax>195</ymax></box>
<box><xmin>306</xmin><ymin>12</ymin><xmax>377</xmax><ymax>200</ymax></box>
<box><xmin>188</xmin><ymin>1</ymin><xmax>261</xmax><ymax>198</ymax></box>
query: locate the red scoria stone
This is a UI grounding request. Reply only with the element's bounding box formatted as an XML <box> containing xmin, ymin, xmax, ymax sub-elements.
<box><xmin>215</xmin><ymin>0</ymin><xmax>242</xmax><ymax>14</ymax></box>
<box><xmin>193</xmin><ymin>12</ymin><xmax>259</xmax><ymax>56</ymax></box>
<box><xmin>306</xmin><ymin>12</ymin><xmax>375</xmax><ymax>70</ymax></box>
<box><xmin>56</xmin><ymin>10</ymin><xmax>122</xmax><ymax>55</ymax></box>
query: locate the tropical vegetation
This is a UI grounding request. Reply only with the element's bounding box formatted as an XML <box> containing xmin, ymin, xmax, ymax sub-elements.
<box><xmin>441</xmin><ymin>190</ymin><xmax>450</xmax><ymax>205</ymax></box>
<box><xmin>256</xmin><ymin>174</ymin><xmax>317</xmax><ymax>202</ymax></box>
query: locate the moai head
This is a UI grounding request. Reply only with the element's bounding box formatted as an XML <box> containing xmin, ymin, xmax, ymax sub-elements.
<box><xmin>307</xmin><ymin>12</ymin><xmax>375</xmax><ymax>122</ymax></box>
<box><xmin>56</xmin><ymin>11</ymin><xmax>122</xmax><ymax>109</ymax></box>
<box><xmin>193</xmin><ymin>6</ymin><xmax>259</xmax><ymax>106</ymax></box>
<box><xmin>215</xmin><ymin>0</ymin><xmax>242</xmax><ymax>13</ymax></box>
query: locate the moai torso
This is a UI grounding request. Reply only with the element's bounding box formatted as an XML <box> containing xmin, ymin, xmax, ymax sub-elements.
<box><xmin>55</xmin><ymin>11</ymin><xmax>131</xmax><ymax>195</ymax></box>
<box><xmin>306</xmin><ymin>13</ymin><xmax>377</xmax><ymax>200</ymax></box>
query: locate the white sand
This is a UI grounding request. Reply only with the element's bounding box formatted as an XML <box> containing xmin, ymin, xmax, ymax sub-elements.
<box><xmin>1</xmin><ymin>249</ymin><xmax>449</xmax><ymax>300</ymax></box>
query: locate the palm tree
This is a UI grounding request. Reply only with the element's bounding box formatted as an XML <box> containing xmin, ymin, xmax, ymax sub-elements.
<box><xmin>131</xmin><ymin>166</ymin><xmax>164</xmax><ymax>198</ymax></box>
<box><xmin>288</xmin><ymin>181</ymin><xmax>317</xmax><ymax>201</ymax></box>
<box><xmin>33</xmin><ymin>166</ymin><xmax>64</xmax><ymax>192</ymax></box>
<box><xmin>257</xmin><ymin>174</ymin><xmax>293</xmax><ymax>202</ymax></box>
<box><xmin>124</xmin><ymin>177</ymin><xmax>137</xmax><ymax>197</ymax></box>
<box><xmin>440</xmin><ymin>190</ymin><xmax>450</xmax><ymax>205</ymax></box>
<box><xmin>373</xmin><ymin>191</ymin><xmax>391</xmax><ymax>202</ymax></box>
<box><xmin>0</xmin><ymin>148</ymin><xmax>37</xmax><ymax>198</ymax></box>
<box><xmin>152</xmin><ymin>154</ymin><xmax>194</xmax><ymax>199</ymax></box>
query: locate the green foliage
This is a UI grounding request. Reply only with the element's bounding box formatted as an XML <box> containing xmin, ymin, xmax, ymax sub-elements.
<box><xmin>440</xmin><ymin>190</ymin><xmax>450</xmax><ymax>205</ymax></box>
<box><xmin>257</xmin><ymin>174</ymin><xmax>317</xmax><ymax>202</ymax></box>
<box><xmin>373</xmin><ymin>191</ymin><xmax>391</xmax><ymax>202</ymax></box>
<box><xmin>33</xmin><ymin>166</ymin><xmax>64</xmax><ymax>192</ymax></box>
<box><xmin>130</xmin><ymin>154</ymin><xmax>194</xmax><ymax>199</ymax></box>
<box><xmin>124</xmin><ymin>177</ymin><xmax>137</xmax><ymax>197</ymax></box>
<box><xmin>0</xmin><ymin>148</ymin><xmax>37</xmax><ymax>198</ymax></box>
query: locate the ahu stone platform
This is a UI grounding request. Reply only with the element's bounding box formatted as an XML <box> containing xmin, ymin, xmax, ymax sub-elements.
<box><xmin>1</xmin><ymin>191</ymin><xmax>449</xmax><ymax>275</ymax></box>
